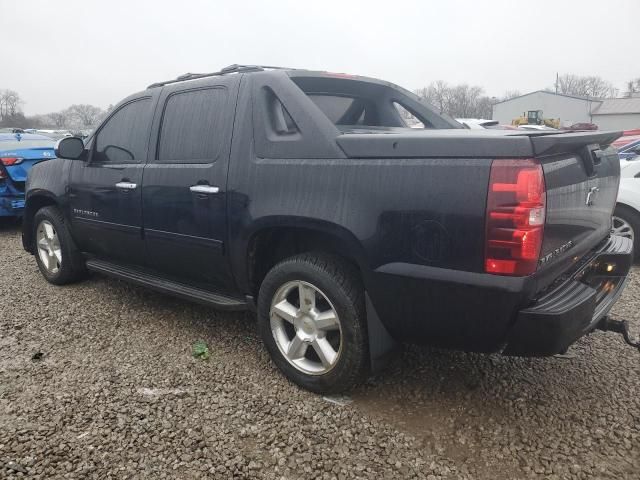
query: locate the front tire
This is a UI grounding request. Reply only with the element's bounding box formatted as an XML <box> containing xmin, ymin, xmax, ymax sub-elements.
<box><xmin>257</xmin><ymin>253</ymin><xmax>368</xmax><ymax>393</ymax></box>
<box><xmin>613</xmin><ymin>204</ymin><xmax>640</xmax><ymax>261</ymax></box>
<box><xmin>33</xmin><ymin>206</ymin><xmax>86</xmax><ymax>285</ymax></box>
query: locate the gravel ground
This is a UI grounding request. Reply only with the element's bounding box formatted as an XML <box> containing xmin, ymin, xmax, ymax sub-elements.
<box><xmin>0</xmin><ymin>220</ymin><xmax>639</xmax><ymax>479</ymax></box>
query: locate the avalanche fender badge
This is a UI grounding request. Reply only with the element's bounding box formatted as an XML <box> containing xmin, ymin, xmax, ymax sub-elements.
<box><xmin>73</xmin><ymin>208</ymin><xmax>99</xmax><ymax>218</ymax></box>
<box><xmin>539</xmin><ymin>240</ymin><xmax>575</xmax><ymax>266</ymax></box>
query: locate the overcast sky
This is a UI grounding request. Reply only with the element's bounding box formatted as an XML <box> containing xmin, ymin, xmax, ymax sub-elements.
<box><xmin>2</xmin><ymin>0</ymin><xmax>637</xmax><ymax>115</ymax></box>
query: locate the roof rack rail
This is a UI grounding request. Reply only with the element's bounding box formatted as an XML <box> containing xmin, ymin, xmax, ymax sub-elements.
<box><xmin>147</xmin><ymin>64</ymin><xmax>291</xmax><ymax>89</ymax></box>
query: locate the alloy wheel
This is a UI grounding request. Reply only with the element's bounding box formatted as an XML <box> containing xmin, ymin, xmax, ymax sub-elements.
<box><xmin>269</xmin><ymin>280</ymin><xmax>343</xmax><ymax>375</ymax></box>
<box><xmin>36</xmin><ymin>220</ymin><xmax>62</xmax><ymax>274</ymax></box>
<box><xmin>612</xmin><ymin>216</ymin><xmax>635</xmax><ymax>241</ymax></box>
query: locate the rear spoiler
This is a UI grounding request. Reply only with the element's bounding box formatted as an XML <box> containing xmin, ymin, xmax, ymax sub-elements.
<box><xmin>527</xmin><ymin>130</ymin><xmax>623</xmax><ymax>177</ymax></box>
<box><xmin>528</xmin><ymin>130</ymin><xmax>623</xmax><ymax>157</ymax></box>
<box><xmin>335</xmin><ymin>130</ymin><xmax>623</xmax><ymax>160</ymax></box>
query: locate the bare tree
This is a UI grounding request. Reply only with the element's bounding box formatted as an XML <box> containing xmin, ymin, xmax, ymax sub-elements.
<box><xmin>475</xmin><ymin>96</ymin><xmax>495</xmax><ymax>119</ymax></box>
<box><xmin>449</xmin><ymin>85</ymin><xmax>485</xmax><ymax>117</ymax></box>
<box><xmin>416</xmin><ymin>81</ymin><xmax>452</xmax><ymax>114</ymax></box>
<box><xmin>555</xmin><ymin>74</ymin><xmax>618</xmax><ymax>98</ymax></box>
<box><xmin>584</xmin><ymin>76</ymin><xmax>618</xmax><ymax>98</ymax></box>
<box><xmin>0</xmin><ymin>89</ymin><xmax>23</xmax><ymax>119</ymax></box>
<box><xmin>624</xmin><ymin>78</ymin><xmax>640</xmax><ymax>98</ymax></box>
<box><xmin>24</xmin><ymin>114</ymin><xmax>48</xmax><ymax>129</ymax></box>
<box><xmin>416</xmin><ymin>81</ymin><xmax>494</xmax><ymax>118</ymax></box>
<box><xmin>46</xmin><ymin>109</ymin><xmax>72</xmax><ymax>128</ymax></box>
<box><xmin>502</xmin><ymin>90</ymin><xmax>521</xmax><ymax>100</ymax></box>
<box><xmin>67</xmin><ymin>104</ymin><xmax>104</xmax><ymax>127</ymax></box>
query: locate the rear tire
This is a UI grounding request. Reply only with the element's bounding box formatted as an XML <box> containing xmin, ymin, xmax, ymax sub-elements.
<box><xmin>33</xmin><ymin>206</ymin><xmax>86</xmax><ymax>285</ymax></box>
<box><xmin>613</xmin><ymin>204</ymin><xmax>640</xmax><ymax>261</ymax></box>
<box><xmin>257</xmin><ymin>253</ymin><xmax>368</xmax><ymax>394</ymax></box>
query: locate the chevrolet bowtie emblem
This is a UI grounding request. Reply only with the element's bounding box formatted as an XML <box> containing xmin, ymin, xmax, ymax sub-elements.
<box><xmin>585</xmin><ymin>186</ymin><xmax>599</xmax><ymax>206</ymax></box>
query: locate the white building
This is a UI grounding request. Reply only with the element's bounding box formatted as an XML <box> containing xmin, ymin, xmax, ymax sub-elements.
<box><xmin>591</xmin><ymin>98</ymin><xmax>640</xmax><ymax>130</ymax></box>
<box><xmin>492</xmin><ymin>90</ymin><xmax>640</xmax><ymax>130</ymax></box>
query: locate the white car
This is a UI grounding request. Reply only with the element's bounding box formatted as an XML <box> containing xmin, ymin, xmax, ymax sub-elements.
<box><xmin>613</xmin><ymin>157</ymin><xmax>640</xmax><ymax>260</ymax></box>
<box><xmin>456</xmin><ymin>118</ymin><xmax>500</xmax><ymax>129</ymax></box>
<box><xmin>517</xmin><ymin>125</ymin><xmax>558</xmax><ymax>131</ymax></box>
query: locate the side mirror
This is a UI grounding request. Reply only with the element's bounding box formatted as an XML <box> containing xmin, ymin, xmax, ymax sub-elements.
<box><xmin>55</xmin><ymin>137</ymin><xmax>86</xmax><ymax>160</ymax></box>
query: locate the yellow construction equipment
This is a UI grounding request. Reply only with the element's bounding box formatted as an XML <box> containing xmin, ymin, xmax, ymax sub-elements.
<box><xmin>512</xmin><ymin>110</ymin><xmax>560</xmax><ymax>129</ymax></box>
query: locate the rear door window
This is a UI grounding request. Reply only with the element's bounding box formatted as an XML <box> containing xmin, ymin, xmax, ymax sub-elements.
<box><xmin>157</xmin><ymin>87</ymin><xmax>228</xmax><ymax>163</ymax></box>
<box><xmin>94</xmin><ymin>98</ymin><xmax>152</xmax><ymax>163</ymax></box>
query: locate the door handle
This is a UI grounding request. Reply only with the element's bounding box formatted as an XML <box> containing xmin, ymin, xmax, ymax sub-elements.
<box><xmin>115</xmin><ymin>182</ymin><xmax>137</xmax><ymax>190</ymax></box>
<box><xmin>190</xmin><ymin>185</ymin><xmax>220</xmax><ymax>194</ymax></box>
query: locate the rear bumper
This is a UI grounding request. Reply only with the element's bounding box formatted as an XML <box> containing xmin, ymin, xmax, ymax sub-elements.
<box><xmin>369</xmin><ymin>235</ymin><xmax>633</xmax><ymax>355</ymax></box>
<box><xmin>503</xmin><ymin>235</ymin><xmax>633</xmax><ymax>356</ymax></box>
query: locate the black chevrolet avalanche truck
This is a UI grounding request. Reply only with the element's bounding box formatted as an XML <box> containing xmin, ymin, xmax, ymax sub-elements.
<box><xmin>22</xmin><ymin>65</ymin><xmax>634</xmax><ymax>393</ymax></box>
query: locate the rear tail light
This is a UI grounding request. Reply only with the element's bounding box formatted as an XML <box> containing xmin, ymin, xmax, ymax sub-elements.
<box><xmin>1</xmin><ymin>157</ymin><xmax>23</xmax><ymax>166</ymax></box>
<box><xmin>485</xmin><ymin>159</ymin><xmax>546</xmax><ymax>276</ymax></box>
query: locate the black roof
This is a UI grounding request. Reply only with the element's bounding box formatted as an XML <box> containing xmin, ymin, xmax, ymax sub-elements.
<box><xmin>147</xmin><ymin>64</ymin><xmax>293</xmax><ymax>88</ymax></box>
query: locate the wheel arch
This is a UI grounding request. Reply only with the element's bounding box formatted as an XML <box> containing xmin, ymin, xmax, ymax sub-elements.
<box><xmin>22</xmin><ymin>191</ymin><xmax>59</xmax><ymax>253</ymax></box>
<box><xmin>616</xmin><ymin>200</ymin><xmax>640</xmax><ymax>217</ymax></box>
<box><xmin>243</xmin><ymin>217</ymin><xmax>370</xmax><ymax>300</ymax></box>
<box><xmin>244</xmin><ymin>219</ymin><xmax>398</xmax><ymax>375</ymax></box>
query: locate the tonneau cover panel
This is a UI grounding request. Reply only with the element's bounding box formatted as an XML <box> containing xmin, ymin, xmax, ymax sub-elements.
<box><xmin>336</xmin><ymin>130</ymin><xmax>533</xmax><ymax>158</ymax></box>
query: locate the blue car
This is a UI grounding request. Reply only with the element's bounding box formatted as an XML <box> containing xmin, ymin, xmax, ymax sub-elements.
<box><xmin>0</xmin><ymin>133</ymin><xmax>56</xmax><ymax>217</ymax></box>
<box><xmin>618</xmin><ymin>139</ymin><xmax>640</xmax><ymax>161</ymax></box>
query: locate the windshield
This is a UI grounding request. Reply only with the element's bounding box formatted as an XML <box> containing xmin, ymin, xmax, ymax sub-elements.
<box><xmin>0</xmin><ymin>139</ymin><xmax>55</xmax><ymax>151</ymax></box>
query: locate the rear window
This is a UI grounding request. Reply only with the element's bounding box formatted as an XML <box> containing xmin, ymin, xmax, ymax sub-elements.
<box><xmin>0</xmin><ymin>139</ymin><xmax>55</xmax><ymax>150</ymax></box>
<box><xmin>291</xmin><ymin>75</ymin><xmax>459</xmax><ymax>130</ymax></box>
<box><xmin>307</xmin><ymin>95</ymin><xmax>363</xmax><ymax>125</ymax></box>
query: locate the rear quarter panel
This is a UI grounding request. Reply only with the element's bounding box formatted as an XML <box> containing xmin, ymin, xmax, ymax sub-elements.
<box><xmin>228</xmin><ymin>154</ymin><xmax>498</xmax><ymax>346</ymax></box>
<box><xmin>229</xmin><ymin>156</ymin><xmax>491</xmax><ymax>273</ymax></box>
<box><xmin>227</xmin><ymin>96</ymin><xmax>494</xmax><ymax>345</ymax></box>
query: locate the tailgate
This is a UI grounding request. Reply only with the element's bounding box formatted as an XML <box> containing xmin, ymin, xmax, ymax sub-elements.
<box><xmin>530</xmin><ymin>131</ymin><xmax>622</xmax><ymax>279</ymax></box>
